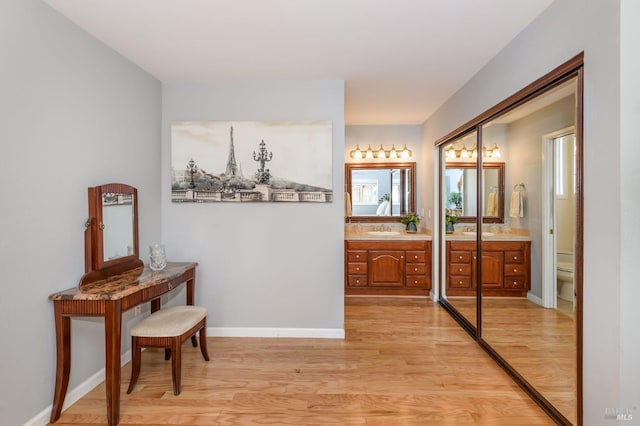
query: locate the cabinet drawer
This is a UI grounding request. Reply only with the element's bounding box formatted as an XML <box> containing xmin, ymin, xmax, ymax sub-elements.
<box><xmin>348</xmin><ymin>251</ymin><xmax>367</xmax><ymax>262</ymax></box>
<box><xmin>348</xmin><ymin>262</ymin><xmax>367</xmax><ymax>274</ymax></box>
<box><xmin>505</xmin><ymin>251</ymin><xmax>525</xmax><ymax>264</ymax></box>
<box><xmin>347</xmin><ymin>275</ymin><xmax>367</xmax><ymax>287</ymax></box>
<box><xmin>450</xmin><ymin>251</ymin><xmax>471</xmax><ymax>263</ymax></box>
<box><xmin>505</xmin><ymin>278</ymin><xmax>526</xmax><ymax>289</ymax></box>
<box><xmin>504</xmin><ymin>264</ymin><xmax>525</xmax><ymax>276</ymax></box>
<box><xmin>143</xmin><ymin>281</ymin><xmax>177</xmax><ymax>300</ymax></box>
<box><xmin>450</xmin><ymin>263</ymin><xmax>471</xmax><ymax>276</ymax></box>
<box><xmin>406</xmin><ymin>251</ymin><xmax>425</xmax><ymax>263</ymax></box>
<box><xmin>406</xmin><ymin>263</ymin><xmax>426</xmax><ymax>275</ymax></box>
<box><xmin>449</xmin><ymin>276</ymin><xmax>472</xmax><ymax>288</ymax></box>
<box><xmin>406</xmin><ymin>276</ymin><xmax>426</xmax><ymax>287</ymax></box>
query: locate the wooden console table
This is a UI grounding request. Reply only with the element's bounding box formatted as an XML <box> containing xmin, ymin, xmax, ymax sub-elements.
<box><xmin>48</xmin><ymin>262</ymin><xmax>198</xmax><ymax>426</ymax></box>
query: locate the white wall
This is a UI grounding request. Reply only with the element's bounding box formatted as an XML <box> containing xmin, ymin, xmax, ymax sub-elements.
<box><xmin>161</xmin><ymin>81</ymin><xmax>345</xmax><ymax>335</ymax></box>
<box><xmin>423</xmin><ymin>0</ymin><xmax>632</xmax><ymax>423</ymax></box>
<box><xmin>619</xmin><ymin>0</ymin><xmax>640</xmax><ymax>418</ymax></box>
<box><xmin>0</xmin><ymin>1</ymin><xmax>161</xmax><ymax>425</ymax></box>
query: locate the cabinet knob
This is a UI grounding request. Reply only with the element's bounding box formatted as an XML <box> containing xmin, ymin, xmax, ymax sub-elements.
<box><xmin>356</xmin><ymin>267</ymin><xmax>360</xmax><ymax>271</ymax></box>
<box><xmin>356</xmin><ymin>255</ymin><xmax>360</xmax><ymax>259</ymax></box>
<box><xmin>473</xmin><ymin>256</ymin><xmax>477</xmax><ymax>260</ymax></box>
<box><xmin>414</xmin><ymin>267</ymin><xmax>418</xmax><ymax>272</ymax></box>
<box><xmin>459</xmin><ymin>255</ymin><xmax>463</xmax><ymax>259</ymax></box>
<box><xmin>400</xmin><ymin>255</ymin><xmax>404</xmax><ymax>259</ymax></box>
<box><xmin>513</xmin><ymin>281</ymin><xmax>517</xmax><ymax>285</ymax></box>
<box><xmin>414</xmin><ymin>280</ymin><xmax>418</xmax><ymax>284</ymax></box>
<box><xmin>513</xmin><ymin>256</ymin><xmax>518</xmax><ymax>260</ymax></box>
<box><xmin>513</xmin><ymin>268</ymin><xmax>518</xmax><ymax>273</ymax></box>
<box><xmin>459</xmin><ymin>280</ymin><xmax>463</xmax><ymax>284</ymax></box>
<box><xmin>356</xmin><ymin>279</ymin><xmax>360</xmax><ymax>284</ymax></box>
<box><xmin>459</xmin><ymin>268</ymin><xmax>463</xmax><ymax>272</ymax></box>
<box><xmin>414</xmin><ymin>255</ymin><xmax>418</xmax><ymax>259</ymax></box>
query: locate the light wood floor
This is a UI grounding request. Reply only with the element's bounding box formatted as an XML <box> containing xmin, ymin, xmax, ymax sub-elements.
<box><xmin>50</xmin><ymin>297</ymin><xmax>555</xmax><ymax>425</ymax></box>
<box><xmin>446</xmin><ymin>296</ymin><xmax>577</xmax><ymax>424</ymax></box>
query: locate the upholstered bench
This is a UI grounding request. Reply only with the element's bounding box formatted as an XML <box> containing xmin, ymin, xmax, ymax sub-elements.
<box><xmin>127</xmin><ymin>305</ymin><xmax>209</xmax><ymax>395</ymax></box>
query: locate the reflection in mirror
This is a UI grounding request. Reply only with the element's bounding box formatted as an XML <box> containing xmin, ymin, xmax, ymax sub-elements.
<box><xmin>80</xmin><ymin>183</ymin><xmax>143</xmax><ymax>287</ymax></box>
<box><xmin>345</xmin><ymin>162</ymin><xmax>415</xmax><ymax>222</ymax></box>
<box><xmin>444</xmin><ymin>163</ymin><xmax>505</xmax><ymax>223</ymax></box>
<box><xmin>101</xmin><ymin>193</ymin><xmax>134</xmax><ymax>262</ymax></box>
<box><xmin>440</xmin><ymin>132</ymin><xmax>478</xmax><ymax>329</ymax></box>
<box><xmin>480</xmin><ymin>76</ymin><xmax>579</xmax><ymax>424</ymax></box>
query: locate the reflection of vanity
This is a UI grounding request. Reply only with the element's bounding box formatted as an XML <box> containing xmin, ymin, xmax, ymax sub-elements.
<box><xmin>345</xmin><ymin>231</ymin><xmax>432</xmax><ymax>296</ymax></box>
<box><xmin>446</xmin><ymin>238</ymin><xmax>530</xmax><ymax>297</ymax></box>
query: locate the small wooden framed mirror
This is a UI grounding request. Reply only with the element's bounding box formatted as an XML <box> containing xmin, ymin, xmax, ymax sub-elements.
<box><xmin>79</xmin><ymin>183</ymin><xmax>143</xmax><ymax>287</ymax></box>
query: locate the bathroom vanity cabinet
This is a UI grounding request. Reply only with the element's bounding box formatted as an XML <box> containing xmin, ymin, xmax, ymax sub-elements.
<box><xmin>446</xmin><ymin>240</ymin><xmax>530</xmax><ymax>297</ymax></box>
<box><xmin>345</xmin><ymin>240</ymin><xmax>432</xmax><ymax>296</ymax></box>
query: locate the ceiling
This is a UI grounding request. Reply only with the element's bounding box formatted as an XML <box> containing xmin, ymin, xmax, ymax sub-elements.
<box><xmin>43</xmin><ymin>0</ymin><xmax>554</xmax><ymax>125</ymax></box>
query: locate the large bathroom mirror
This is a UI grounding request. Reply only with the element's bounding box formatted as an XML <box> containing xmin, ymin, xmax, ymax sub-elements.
<box><xmin>444</xmin><ymin>162</ymin><xmax>505</xmax><ymax>223</ymax></box>
<box><xmin>345</xmin><ymin>162</ymin><xmax>415</xmax><ymax>222</ymax></box>
<box><xmin>79</xmin><ymin>183</ymin><xmax>143</xmax><ymax>287</ymax></box>
<box><xmin>436</xmin><ymin>54</ymin><xmax>583</xmax><ymax>426</ymax></box>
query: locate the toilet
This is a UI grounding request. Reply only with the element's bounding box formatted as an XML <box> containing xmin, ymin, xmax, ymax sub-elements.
<box><xmin>556</xmin><ymin>250</ymin><xmax>575</xmax><ymax>302</ymax></box>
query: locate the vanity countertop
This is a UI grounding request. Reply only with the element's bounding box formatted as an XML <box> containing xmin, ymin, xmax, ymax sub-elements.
<box><xmin>344</xmin><ymin>227</ymin><xmax>432</xmax><ymax>241</ymax></box>
<box><xmin>445</xmin><ymin>229</ymin><xmax>531</xmax><ymax>242</ymax></box>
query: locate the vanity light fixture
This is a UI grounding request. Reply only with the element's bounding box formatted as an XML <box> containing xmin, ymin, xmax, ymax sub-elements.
<box><xmin>446</xmin><ymin>143</ymin><xmax>501</xmax><ymax>159</ymax></box>
<box><xmin>350</xmin><ymin>143</ymin><xmax>413</xmax><ymax>160</ymax></box>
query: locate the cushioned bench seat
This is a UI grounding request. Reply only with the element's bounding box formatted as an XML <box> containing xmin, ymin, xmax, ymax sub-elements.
<box><xmin>127</xmin><ymin>305</ymin><xmax>209</xmax><ymax>395</ymax></box>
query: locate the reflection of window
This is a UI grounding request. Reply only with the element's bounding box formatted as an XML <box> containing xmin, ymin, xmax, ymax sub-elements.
<box><xmin>391</xmin><ymin>184</ymin><xmax>399</xmax><ymax>204</ymax></box>
<box><xmin>555</xmin><ymin>136</ymin><xmax>566</xmax><ymax>199</ymax></box>
<box><xmin>352</xmin><ymin>180</ymin><xmax>378</xmax><ymax>205</ymax></box>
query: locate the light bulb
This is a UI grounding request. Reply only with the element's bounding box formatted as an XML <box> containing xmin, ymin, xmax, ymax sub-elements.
<box><xmin>389</xmin><ymin>144</ymin><xmax>398</xmax><ymax>159</ymax></box>
<box><xmin>365</xmin><ymin>144</ymin><xmax>374</xmax><ymax>159</ymax></box>
<box><xmin>491</xmin><ymin>144</ymin><xmax>501</xmax><ymax>158</ymax></box>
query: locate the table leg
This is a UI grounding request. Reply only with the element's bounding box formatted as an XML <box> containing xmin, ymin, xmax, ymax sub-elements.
<box><xmin>105</xmin><ymin>300</ymin><xmax>122</xmax><ymax>426</ymax></box>
<box><xmin>186</xmin><ymin>277</ymin><xmax>198</xmax><ymax>346</ymax></box>
<box><xmin>50</xmin><ymin>302</ymin><xmax>70</xmax><ymax>423</ymax></box>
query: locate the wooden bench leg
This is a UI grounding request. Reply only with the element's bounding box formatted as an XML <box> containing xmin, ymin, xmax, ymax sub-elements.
<box><xmin>199</xmin><ymin>325</ymin><xmax>210</xmax><ymax>361</ymax></box>
<box><xmin>127</xmin><ymin>338</ymin><xmax>141</xmax><ymax>394</ymax></box>
<box><xmin>171</xmin><ymin>337</ymin><xmax>182</xmax><ymax>395</ymax></box>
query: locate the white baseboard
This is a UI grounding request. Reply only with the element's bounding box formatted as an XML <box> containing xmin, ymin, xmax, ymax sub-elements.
<box><xmin>208</xmin><ymin>327</ymin><xmax>345</xmax><ymax>339</ymax></box>
<box><xmin>25</xmin><ymin>349</ymin><xmax>132</xmax><ymax>426</ymax></box>
<box><xmin>527</xmin><ymin>291</ymin><xmax>544</xmax><ymax>306</ymax></box>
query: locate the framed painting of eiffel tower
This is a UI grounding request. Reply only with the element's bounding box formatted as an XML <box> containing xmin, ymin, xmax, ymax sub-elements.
<box><xmin>170</xmin><ymin>121</ymin><xmax>333</xmax><ymax>203</ymax></box>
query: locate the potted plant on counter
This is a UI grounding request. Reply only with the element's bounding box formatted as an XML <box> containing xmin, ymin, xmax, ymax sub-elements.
<box><xmin>445</xmin><ymin>214</ymin><xmax>457</xmax><ymax>234</ymax></box>
<box><xmin>401</xmin><ymin>212</ymin><xmax>420</xmax><ymax>233</ymax></box>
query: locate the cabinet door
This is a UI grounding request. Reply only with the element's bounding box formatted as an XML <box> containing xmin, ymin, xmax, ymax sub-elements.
<box><xmin>473</xmin><ymin>251</ymin><xmax>504</xmax><ymax>288</ymax></box>
<box><xmin>368</xmin><ymin>250</ymin><xmax>404</xmax><ymax>286</ymax></box>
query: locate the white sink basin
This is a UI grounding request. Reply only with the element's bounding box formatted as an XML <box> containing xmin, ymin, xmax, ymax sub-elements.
<box><xmin>462</xmin><ymin>231</ymin><xmax>495</xmax><ymax>237</ymax></box>
<box><xmin>367</xmin><ymin>231</ymin><xmax>401</xmax><ymax>236</ymax></box>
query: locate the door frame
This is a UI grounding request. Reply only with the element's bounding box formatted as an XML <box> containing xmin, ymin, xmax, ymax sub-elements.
<box><xmin>542</xmin><ymin>126</ymin><xmax>575</xmax><ymax>309</ymax></box>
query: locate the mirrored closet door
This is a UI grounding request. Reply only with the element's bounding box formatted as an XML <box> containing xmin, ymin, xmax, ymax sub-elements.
<box><xmin>436</xmin><ymin>54</ymin><xmax>583</xmax><ymax>426</ymax></box>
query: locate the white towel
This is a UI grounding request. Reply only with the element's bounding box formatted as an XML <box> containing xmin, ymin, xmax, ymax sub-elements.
<box><xmin>376</xmin><ymin>200</ymin><xmax>389</xmax><ymax>215</ymax></box>
<box><xmin>509</xmin><ymin>191</ymin><xmax>523</xmax><ymax>218</ymax></box>
<box><xmin>344</xmin><ymin>191</ymin><xmax>352</xmax><ymax>218</ymax></box>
